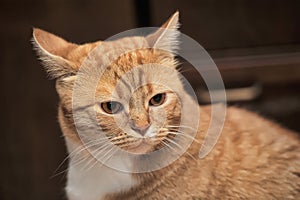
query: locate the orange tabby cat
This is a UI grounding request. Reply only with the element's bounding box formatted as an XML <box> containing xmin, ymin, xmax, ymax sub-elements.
<box><xmin>33</xmin><ymin>12</ymin><xmax>300</xmax><ymax>200</ymax></box>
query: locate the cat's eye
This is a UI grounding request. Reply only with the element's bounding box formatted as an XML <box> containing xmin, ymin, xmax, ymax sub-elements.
<box><xmin>101</xmin><ymin>101</ymin><xmax>123</xmax><ymax>114</ymax></box>
<box><xmin>149</xmin><ymin>93</ymin><xmax>166</xmax><ymax>106</ymax></box>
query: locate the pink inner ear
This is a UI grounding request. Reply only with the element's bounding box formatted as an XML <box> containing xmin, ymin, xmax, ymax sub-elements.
<box><xmin>33</xmin><ymin>28</ymin><xmax>77</xmax><ymax>58</ymax></box>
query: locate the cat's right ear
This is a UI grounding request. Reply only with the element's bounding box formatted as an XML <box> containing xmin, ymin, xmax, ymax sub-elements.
<box><xmin>146</xmin><ymin>11</ymin><xmax>180</xmax><ymax>54</ymax></box>
<box><xmin>32</xmin><ymin>28</ymin><xmax>78</xmax><ymax>79</ymax></box>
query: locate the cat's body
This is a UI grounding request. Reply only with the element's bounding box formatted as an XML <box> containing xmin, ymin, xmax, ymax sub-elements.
<box><xmin>65</xmin><ymin>106</ymin><xmax>300</xmax><ymax>200</ymax></box>
<box><xmin>33</xmin><ymin>12</ymin><xmax>300</xmax><ymax>200</ymax></box>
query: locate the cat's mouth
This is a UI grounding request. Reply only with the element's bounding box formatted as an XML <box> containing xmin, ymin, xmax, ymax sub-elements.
<box><xmin>110</xmin><ymin>129</ymin><xmax>174</xmax><ymax>154</ymax></box>
<box><xmin>123</xmin><ymin>138</ymin><xmax>158</xmax><ymax>154</ymax></box>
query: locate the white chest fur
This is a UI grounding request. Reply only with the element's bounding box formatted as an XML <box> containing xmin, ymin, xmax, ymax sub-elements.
<box><xmin>65</xmin><ymin>141</ymin><xmax>136</xmax><ymax>200</ymax></box>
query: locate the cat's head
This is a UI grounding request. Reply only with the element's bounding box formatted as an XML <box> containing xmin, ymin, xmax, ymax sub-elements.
<box><xmin>33</xmin><ymin>12</ymin><xmax>193</xmax><ymax>155</ymax></box>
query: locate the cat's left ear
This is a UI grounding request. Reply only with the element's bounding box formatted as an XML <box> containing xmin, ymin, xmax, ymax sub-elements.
<box><xmin>32</xmin><ymin>28</ymin><xmax>81</xmax><ymax>80</ymax></box>
<box><xmin>146</xmin><ymin>11</ymin><xmax>180</xmax><ymax>54</ymax></box>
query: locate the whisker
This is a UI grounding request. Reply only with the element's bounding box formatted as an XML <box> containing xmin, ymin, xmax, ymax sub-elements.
<box><xmin>161</xmin><ymin>141</ymin><xmax>180</xmax><ymax>156</ymax></box>
<box><xmin>51</xmin><ymin>150</ymin><xmax>91</xmax><ymax>179</ymax></box>
<box><xmin>165</xmin><ymin>125</ymin><xmax>196</xmax><ymax>131</ymax></box>
<box><xmin>101</xmin><ymin>147</ymin><xmax>118</xmax><ymax>165</ymax></box>
<box><xmin>52</xmin><ymin>146</ymin><xmax>83</xmax><ymax>176</ymax></box>
<box><xmin>84</xmin><ymin>145</ymin><xmax>117</xmax><ymax>172</ymax></box>
<box><xmin>112</xmin><ymin>138</ymin><xmax>137</xmax><ymax>146</ymax></box>
<box><xmin>81</xmin><ymin>143</ymin><xmax>112</xmax><ymax>172</ymax></box>
<box><xmin>166</xmin><ymin>131</ymin><xmax>201</xmax><ymax>144</ymax></box>
<box><xmin>164</xmin><ymin>137</ymin><xmax>198</xmax><ymax>161</ymax></box>
<box><xmin>51</xmin><ymin>138</ymin><xmax>114</xmax><ymax>178</ymax></box>
<box><xmin>50</xmin><ymin>167</ymin><xmax>69</xmax><ymax>179</ymax></box>
<box><xmin>155</xmin><ymin>133</ymin><xmax>168</xmax><ymax>138</ymax></box>
<box><xmin>70</xmin><ymin>138</ymin><xmax>111</xmax><ymax>159</ymax></box>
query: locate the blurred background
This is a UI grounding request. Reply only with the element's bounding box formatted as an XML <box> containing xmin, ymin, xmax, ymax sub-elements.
<box><xmin>1</xmin><ymin>0</ymin><xmax>300</xmax><ymax>199</ymax></box>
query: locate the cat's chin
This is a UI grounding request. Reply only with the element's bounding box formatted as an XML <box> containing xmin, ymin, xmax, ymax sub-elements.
<box><xmin>123</xmin><ymin>139</ymin><xmax>157</xmax><ymax>154</ymax></box>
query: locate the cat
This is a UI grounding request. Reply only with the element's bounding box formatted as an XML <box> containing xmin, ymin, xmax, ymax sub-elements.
<box><xmin>32</xmin><ymin>11</ymin><xmax>300</xmax><ymax>200</ymax></box>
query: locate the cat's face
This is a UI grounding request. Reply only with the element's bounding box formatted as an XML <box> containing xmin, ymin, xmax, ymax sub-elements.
<box><xmin>93</xmin><ymin>49</ymin><xmax>183</xmax><ymax>154</ymax></box>
<box><xmin>32</xmin><ymin>12</ymin><xmax>187</xmax><ymax>155</ymax></box>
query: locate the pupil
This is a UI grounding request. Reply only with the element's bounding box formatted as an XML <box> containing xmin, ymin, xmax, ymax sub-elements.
<box><xmin>153</xmin><ymin>94</ymin><xmax>162</xmax><ymax>102</ymax></box>
<box><xmin>108</xmin><ymin>102</ymin><xmax>115</xmax><ymax>111</ymax></box>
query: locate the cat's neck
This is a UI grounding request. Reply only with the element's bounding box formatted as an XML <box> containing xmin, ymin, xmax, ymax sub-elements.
<box><xmin>65</xmin><ymin>139</ymin><xmax>137</xmax><ymax>200</ymax></box>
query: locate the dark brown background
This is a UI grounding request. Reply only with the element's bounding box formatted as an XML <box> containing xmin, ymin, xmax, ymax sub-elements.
<box><xmin>1</xmin><ymin>0</ymin><xmax>300</xmax><ymax>199</ymax></box>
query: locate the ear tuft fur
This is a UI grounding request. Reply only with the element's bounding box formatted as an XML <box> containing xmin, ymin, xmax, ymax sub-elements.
<box><xmin>146</xmin><ymin>11</ymin><xmax>180</xmax><ymax>54</ymax></box>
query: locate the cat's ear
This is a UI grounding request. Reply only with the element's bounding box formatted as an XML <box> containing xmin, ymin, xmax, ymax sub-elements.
<box><xmin>146</xmin><ymin>11</ymin><xmax>180</xmax><ymax>54</ymax></box>
<box><xmin>32</xmin><ymin>28</ymin><xmax>79</xmax><ymax>79</ymax></box>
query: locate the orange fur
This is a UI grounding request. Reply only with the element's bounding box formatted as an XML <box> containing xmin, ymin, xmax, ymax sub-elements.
<box><xmin>33</xmin><ymin>11</ymin><xmax>300</xmax><ymax>199</ymax></box>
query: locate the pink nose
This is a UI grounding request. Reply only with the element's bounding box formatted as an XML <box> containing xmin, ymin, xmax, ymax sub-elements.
<box><xmin>132</xmin><ymin>123</ymin><xmax>150</xmax><ymax>136</ymax></box>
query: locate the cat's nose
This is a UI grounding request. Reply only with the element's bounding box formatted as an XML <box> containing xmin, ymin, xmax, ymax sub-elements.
<box><xmin>132</xmin><ymin>123</ymin><xmax>150</xmax><ymax>136</ymax></box>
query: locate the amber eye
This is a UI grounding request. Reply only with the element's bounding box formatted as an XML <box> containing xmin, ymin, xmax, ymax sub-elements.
<box><xmin>149</xmin><ymin>93</ymin><xmax>166</xmax><ymax>106</ymax></box>
<box><xmin>101</xmin><ymin>101</ymin><xmax>123</xmax><ymax>114</ymax></box>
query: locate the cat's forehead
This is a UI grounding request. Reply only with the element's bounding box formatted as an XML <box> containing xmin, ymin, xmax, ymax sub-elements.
<box><xmin>95</xmin><ymin>43</ymin><xmax>175</xmax><ymax>83</ymax></box>
<box><xmin>95</xmin><ymin>63</ymin><xmax>179</xmax><ymax>103</ymax></box>
<box><xmin>93</xmin><ymin>35</ymin><xmax>175</xmax><ymax>70</ymax></box>
<box><xmin>95</xmin><ymin>62</ymin><xmax>171</xmax><ymax>101</ymax></box>
<box><xmin>91</xmin><ymin>36</ymin><xmax>179</xmax><ymax>100</ymax></box>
